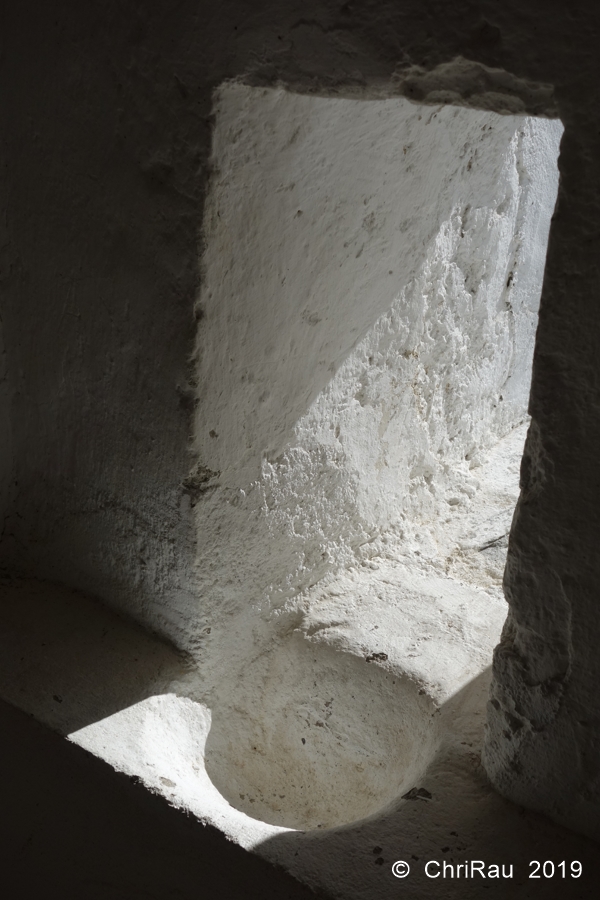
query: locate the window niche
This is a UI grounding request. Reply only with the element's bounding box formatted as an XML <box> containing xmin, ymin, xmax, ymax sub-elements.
<box><xmin>194</xmin><ymin>84</ymin><xmax>562</xmax><ymax>830</ymax></box>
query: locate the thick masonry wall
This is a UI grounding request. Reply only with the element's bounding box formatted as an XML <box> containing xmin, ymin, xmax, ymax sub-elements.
<box><xmin>194</xmin><ymin>84</ymin><xmax>560</xmax><ymax>696</ymax></box>
<box><xmin>2</xmin><ymin>0</ymin><xmax>600</xmax><ymax>845</ymax></box>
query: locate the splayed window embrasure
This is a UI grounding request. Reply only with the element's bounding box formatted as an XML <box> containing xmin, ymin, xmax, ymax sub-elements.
<box><xmin>194</xmin><ymin>85</ymin><xmax>562</xmax><ymax>830</ymax></box>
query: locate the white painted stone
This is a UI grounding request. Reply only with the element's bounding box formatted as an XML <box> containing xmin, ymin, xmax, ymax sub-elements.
<box><xmin>1</xmin><ymin>571</ymin><xmax>584</xmax><ymax>900</ymax></box>
<box><xmin>11</xmin><ymin>87</ymin><xmax>556</xmax><ymax>854</ymax></box>
<box><xmin>0</xmin><ymin>38</ymin><xmax>577</xmax><ymax>893</ymax></box>
<box><xmin>192</xmin><ymin>86</ymin><xmax>561</xmax><ymax>715</ymax></box>
<box><xmin>184</xmin><ymin>85</ymin><xmax>561</xmax><ymax>859</ymax></box>
<box><xmin>0</xmin><ymin>85</ymin><xmax>553</xmax><ymax>875</ymax></box>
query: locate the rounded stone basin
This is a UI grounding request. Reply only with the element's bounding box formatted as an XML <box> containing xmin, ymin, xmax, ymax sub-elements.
<box><xmin>204</xmin><ymin>633</ymin><xmax>440</xmax><ymax>831</ymax></box>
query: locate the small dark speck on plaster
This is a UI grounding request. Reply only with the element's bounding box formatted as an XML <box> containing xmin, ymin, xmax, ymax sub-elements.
<box><xmin>402</xmin><ymin>787</ymin><xmax>432</xmax><ymax>801</ymax></box>
<box><xmin>160</xmin><ymin>777</ymin><xmax>177</xmax><ymax>788</ymax></box>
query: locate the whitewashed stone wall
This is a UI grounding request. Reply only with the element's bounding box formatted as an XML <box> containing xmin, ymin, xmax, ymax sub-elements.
<box><xmin>2</xmin><ymin>0</ymin><xmax>600</xmax><ymax>852</ymax></box>
<box><xmin>192</xmin><ymin>85</ymin><xmax>560</xmax><ymax>676</ymax></box>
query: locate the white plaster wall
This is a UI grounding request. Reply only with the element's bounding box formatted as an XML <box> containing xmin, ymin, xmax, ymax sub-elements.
<box><xmin>192</xmin><ymin>86</ymin><xmax>561</xmax><ymax>673</ymax></box>
<box><xmin>3</xmin><ymin>0</ymin><xmax>600</xmax><ymax>852</ymax></box>
<box><xmin>0</xmin><ymin>8</ymin><xmax>205</xmax><ymax>645</ymax></box>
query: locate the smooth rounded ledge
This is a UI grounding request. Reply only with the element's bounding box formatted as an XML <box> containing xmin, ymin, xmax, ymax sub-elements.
<box><xmin>204</xmin><ymin>633</ymin><xmax>439</xmax><ymax>831</ymax></box>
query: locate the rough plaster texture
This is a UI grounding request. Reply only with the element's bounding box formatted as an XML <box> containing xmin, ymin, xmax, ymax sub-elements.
<box><xmin>0</xmin><ymin>699</ymin><xmax>321</xmax><ymax>900</ymax></box>
<box><xmin>194</xmin><ymin>83</ymin><xmax>560</xmax><ymax>663</ymax></box>
<box><xmin>0</xmin><ymin>76</ymin><xmax>564</xmax><ymax>898</ymax></box>
<box><xmin>190</xmin><ymin>85</ymin><xmax>560</xmax><ymax>840</ymax></box>
<box><xmin>2</xmin><ymin>578</ymin><xmax>599</xmax><ymax>900</ymax></box>
<box><xmin>2</xmin><ymin>0</ymin><xmax>600</xmax><ymax>892</ymax></box>
<box><xmin>0</xmin><ymin>2</ymin><xmax>205</xmax><ymax>646</ymax></box>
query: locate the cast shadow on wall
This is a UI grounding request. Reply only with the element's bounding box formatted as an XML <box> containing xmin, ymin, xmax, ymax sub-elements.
<box><xmin>253</xmin><ymin>668</ymin><xmax>598</xmax><ymax>899</ymax></box>
<box><xmin>0</xmin><ymin>576</ymin><xmax>189</xmax><ymax>735</ymax></box>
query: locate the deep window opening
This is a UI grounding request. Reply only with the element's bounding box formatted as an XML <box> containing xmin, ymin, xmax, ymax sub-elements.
<box><xmin>194</xmin><ymin>84</ymin><xmax>562</xmax><ymax>830</ymax></box>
